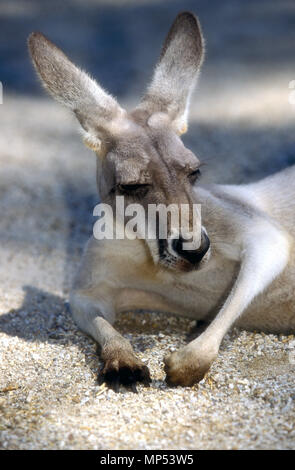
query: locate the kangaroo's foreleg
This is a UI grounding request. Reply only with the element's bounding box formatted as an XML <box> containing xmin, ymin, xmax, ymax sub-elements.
<box><xmin>164</xmin><ymin>223</ymin><xmax>291</xmax><ymax>386</ymax></box>
<box><xmin>70</xmin><ymin>238</ymin><xmax>152</xmax><ymax>389</ymax></box>
<box><xmin>70</xmin><ymin>289</ymin><xmax>151</xmax><ymax>391</ymax></box>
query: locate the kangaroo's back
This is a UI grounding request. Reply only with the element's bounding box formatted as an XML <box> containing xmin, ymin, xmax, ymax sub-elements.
<box><xmin>250</xmin><ymin>166</ymin><xmax>295</xmax><ymax>234</ymax></box>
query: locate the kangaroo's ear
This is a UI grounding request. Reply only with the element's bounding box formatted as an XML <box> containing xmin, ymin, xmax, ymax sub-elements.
<box><xmin>28</xmin><ymin>32</ymin><xmax>126</xmax><ymax>154</ymax></box>
<box><xmin>138</xmin><ymin>12</ymin><xmax>204</xmax><ymax>135</ymax></box>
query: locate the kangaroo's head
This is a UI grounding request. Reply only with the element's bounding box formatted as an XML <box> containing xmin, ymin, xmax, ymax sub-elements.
<box><xmin>28</xmin><ymin>11</ymin><xmax>210</xmax><ymax>272</ymax></box>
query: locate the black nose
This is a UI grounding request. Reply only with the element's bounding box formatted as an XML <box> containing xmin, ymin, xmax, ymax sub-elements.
<box><xmin>172</xmin><ymin>232</ymin><xmax>210</xmax><ymax>264</ymax></box>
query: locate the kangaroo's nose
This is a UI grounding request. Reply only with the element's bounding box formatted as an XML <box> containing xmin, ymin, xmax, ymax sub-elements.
<box><xmin>172</xmin><ymin>231</ymin><xmax>210</xmax><ymax>264</ymax></box>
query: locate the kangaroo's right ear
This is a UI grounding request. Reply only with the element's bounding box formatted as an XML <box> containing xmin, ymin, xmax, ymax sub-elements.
<box><xmin>138</xmin><ymin>12</ymin><xmax>205</xmax><ymax>135</ymax></box>
<box><xmin>28</xmin><ymin>32</ymin><xmax>126</xmax><ymax>155</ymax></box>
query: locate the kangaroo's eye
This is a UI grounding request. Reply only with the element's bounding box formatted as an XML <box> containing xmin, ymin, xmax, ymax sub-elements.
<box><xmin>118</xmin><ymin>183</ymin><xmax>150</xmax><ymax>196</ymax></box>
<box><xmin>188</xmin><ymin>168</ymin><xmax>201</xmax><ymax>183</ymax></box>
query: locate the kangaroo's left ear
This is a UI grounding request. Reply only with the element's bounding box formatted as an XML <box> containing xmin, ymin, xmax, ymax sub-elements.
<box><xmin>28</xmin><ymin>32</ymin><xmax>127</xmax><ymax>155</ymax></box>
<box><xmin>138</xmin><ymin>12</ymin><xmax>205</xmax><ymax>135</ymax></box>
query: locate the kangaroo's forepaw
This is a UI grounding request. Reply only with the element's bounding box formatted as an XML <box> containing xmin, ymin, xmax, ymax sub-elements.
<box><xmin>164</xmin><ymin>343</ymin><xmax>217</xmax><ymax>387</ymax></box>
<box><xmin>99</xmin><ymin>339</ymin><xmax>151</xmax><ymax>392</ymax></box>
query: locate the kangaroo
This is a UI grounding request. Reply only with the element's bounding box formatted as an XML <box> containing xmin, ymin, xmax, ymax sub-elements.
<box><xmin>28</xmin><ymin>12</ymin><xmax>295</xmax><ymax>388</ymax></box>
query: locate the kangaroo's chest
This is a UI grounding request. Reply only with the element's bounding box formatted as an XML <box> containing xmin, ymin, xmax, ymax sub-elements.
<box><xmin>146</xmin><ymin>253</ymin><xmax>239</xmax><ymax>320</ymax></box>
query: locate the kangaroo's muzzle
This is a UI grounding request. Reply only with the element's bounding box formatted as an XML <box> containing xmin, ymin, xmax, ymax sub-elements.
<box><xmin>171</xmin><ymin>231</ymin><xmax>210</xmax><ymax>265</ymax></box>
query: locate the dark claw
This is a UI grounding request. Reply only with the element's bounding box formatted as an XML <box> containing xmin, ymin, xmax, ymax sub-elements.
<box><xmin>120</xmin><ymin>367</ymin><xmax>135</xmax><ymax>386</ymax></box>
<box><xmin>97</xmin><ymin>371</ymin><xmax>105</xmax><ymax>386</ymax></box>
<box><xmin>98</xmin><ymin>363</ymin><xmax>151</xmax><ymax>392</ymax></box>
<box><xmin>130</xmin><ymin>383</ymin><xmax>138</xmax><ymax>393</ymax></box>
<box><xmin>107</xmin><ymin>372</ymin><xmax>119</xmax><ymax>389</ymax></box>
<box><xmin>110</xmin><ymin>376</ymin><xmax>120</xmax><ymax>393</ymax></box>
<box><xmin>136</xmin><ymin>365</ymin><xmax>152</xmax><ymax>386</ymax></box>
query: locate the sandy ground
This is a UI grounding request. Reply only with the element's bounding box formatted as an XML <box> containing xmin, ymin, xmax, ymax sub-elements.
<box><xmin>0</xmin><ymin>0</ymin><xmax>295</xmax><ymax>449</ymax></box>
